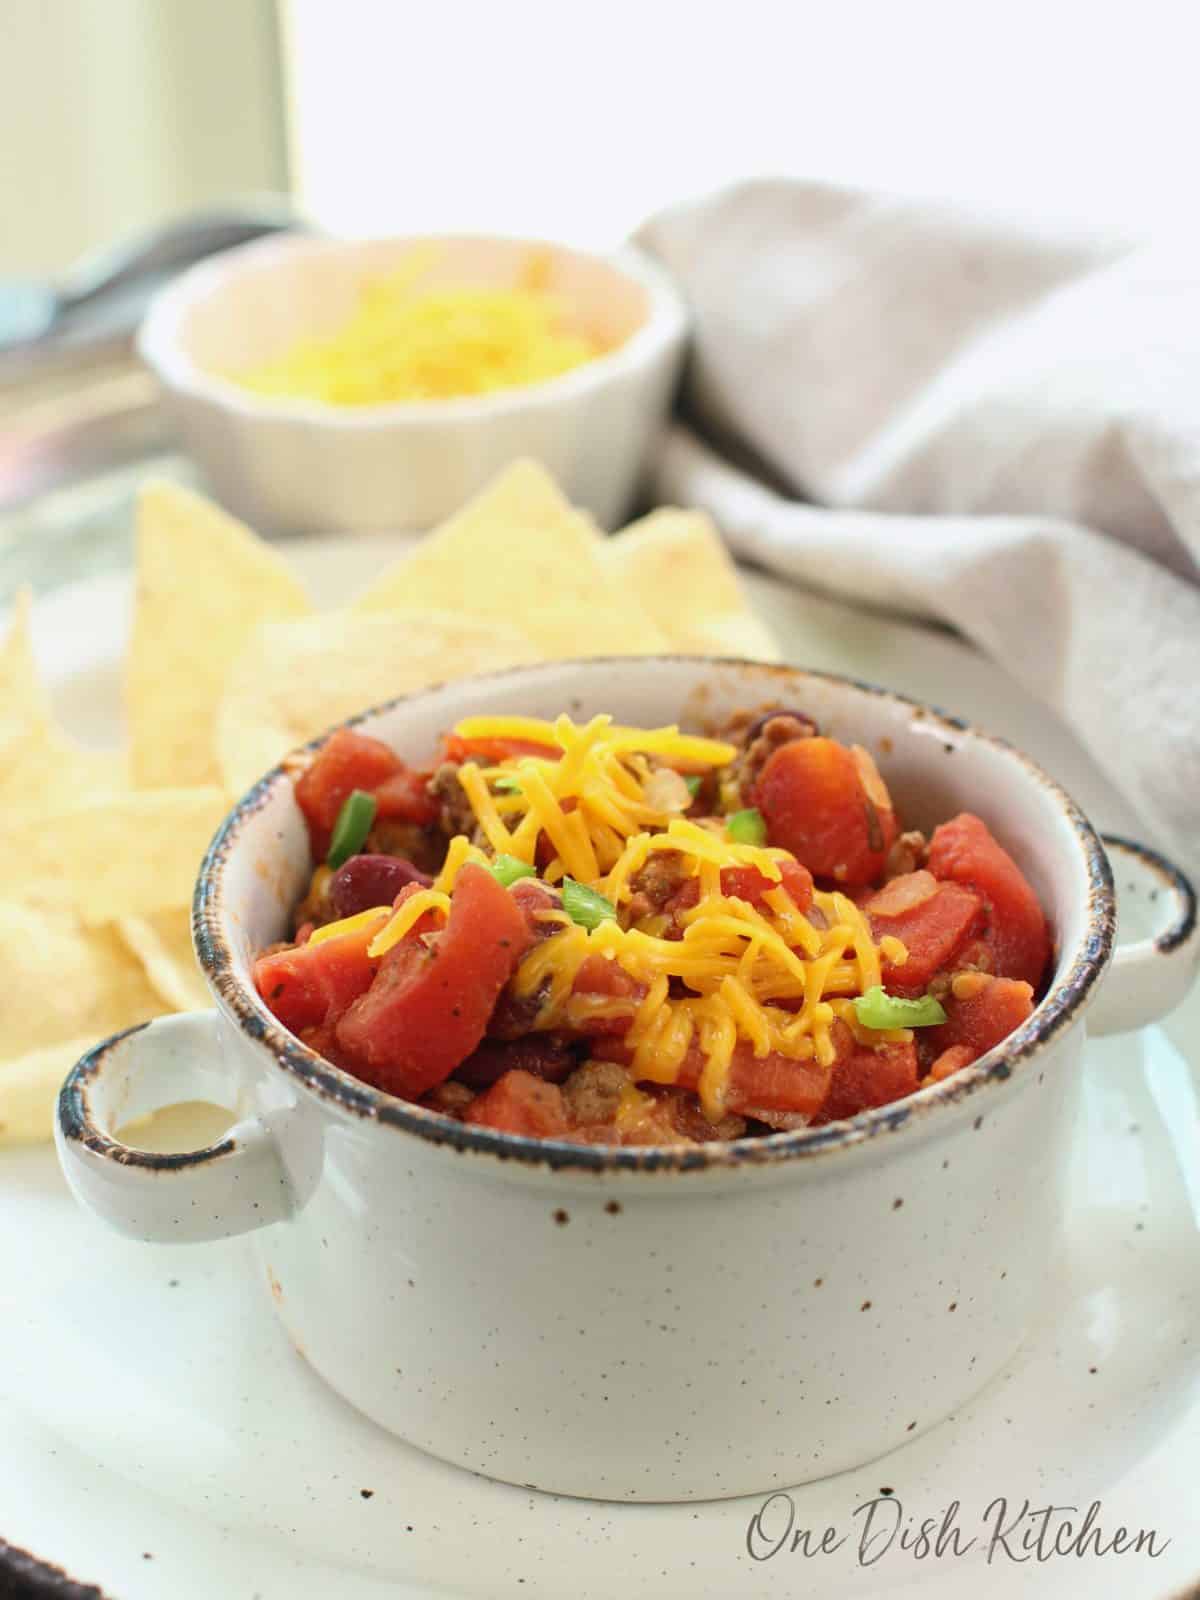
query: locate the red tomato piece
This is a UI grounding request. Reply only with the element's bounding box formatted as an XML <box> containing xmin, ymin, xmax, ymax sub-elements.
<box><xmin>753</xmin><ymin>737</ymin><xmax>897</xmax><ymax>887</ymax></box>
<box><xmin>573</xmin><ymin>954</ymin><xmax>644</xmax><ymax>1000</ymax></box>
<box><xmin>441</xmin><ymin>734</ymin><xmax>559</xmax><ymax>765</ymax></box>
<box><xmin>928</xmin><ymin>975</ymin><xmax>1035</xmax><ymax>1064</ymax></box>
<box><xmin>927</xmin><ymin>1044</ymin><xmax>975</xmax><ymax>1083</ymax></box>
<box><xmin>389</xmin><ymin>878</ymin><xmax>444</xmax><ymax>933</ymax></box>
<box><xmin>865</xmin><ymin>872</ymin><xmax>986</xmax><ymax>996</ymax></box>
<box><xmin>508</xmin><ymin>876</ymin><xmax>561</xmax><ymax>931</ymax></box>
<box><xmin>463</xmin><ymin>1069</ymin><xmax>569</xmax><ymax>1137</ymax></box>
<box><xmin>812</xmin><ymin>1021</ymin><xmax>920</xmax><ymax>1124</ymax></box>
<box><xmin>254</xmin><ymin>920</ymin><xmax>381</xmax><ymax>1035</ymax></box>
<box><xmin>372</xmin><ymin>768</ymin><xmax>439</xmax><ymax>826</ymax></box>
<box><xmin>294</xmin><ymin>728</ymin><xmax>402</xmax><ymax>858</ymax></box>
<box><xmin>335</xmin><ymin>864</ymin><xmax>531</xmax><ymax>1099</ymax></box>
<box><xmin>567</xmin><ymin>955</ymin><xmax>648</xmax><ymax>1036</ymax></box>
<box><xmin>592</xmin><ymin>1036</ymin><xmax>830</xmax><ymax>1119</ymax></box>
<box><xmin>927</xmin><ymin>814</ymin><xmax>1051</xmax><ymax>988</ymax></box>
<box><xmin>720</xmin><ymin>859</ymin><xmax>815</xmax><ymax>913</ymax></box>
<box><xmin>658</xmin><ymin>860</ymin><xmax>814</xmax><ymax>937</ymax></box>
<box><xmin>722</xmin><ymin>1049</ymin><xmax>832</xmax><ymax>1118</ymax></box>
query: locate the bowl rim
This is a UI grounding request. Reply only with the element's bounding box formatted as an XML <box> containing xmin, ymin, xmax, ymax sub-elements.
<box><xmin>193</xmin><ymin>656</ymin><xmax>1117</xmax><ymax>1176</ymax></box>
<box><xmin>136</xmin><ymin>230</ymin><xmax>690</xmax><ymax>426</ymax></box>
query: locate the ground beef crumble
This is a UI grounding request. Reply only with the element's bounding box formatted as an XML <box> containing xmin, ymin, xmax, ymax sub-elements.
<box><xmin>562</xmin><ymin>1060</ymin><xmax>630</xmax><ymax>1124</ymax></box>
<box><xmin>721</xmin><ymin>707</ymin><xmax>817</xmax><ymax>799</ymax></box>
<box><xmin>625</xmin><ymin>851</ymin><xmax>690</xmax><ymax>922</ymax></box>
<box><xmin>428</xmin><ymin>761</ymin><xmax>478</xmax><ymax>839</ymax></box>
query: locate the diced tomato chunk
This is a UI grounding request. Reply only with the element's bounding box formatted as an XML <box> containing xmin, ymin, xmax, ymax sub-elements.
<box><xmin>335</xmin><ymin>864</ymin><xmax>531</xmax><ymax>1098</ymax></box>
<box><xmin>722</xmin><ymin>1049</ymin><xmax>831</xmax><ymax>1118</ymax></box>
<box><xmin>929</xmin><ymin>975</ymin><xmax>1034</xmax><ymax>1064</ymax></box>
<box><xmin>372</xmin><ymin>768</ymin><xmax>439</xmax><ymax>826</ymax></box>
<box><xmin>565</xmin><ymin>955</ymin><xmax>648</xmax><ymax>1037</ymax></box>
<box><xmin>927</xmin><ymin>1044</ymin><xmax>975</xmax><ymax>1083</ymax></box>
<box><xmin>573</xmin><ymin>954</ymin><xmax>643</xmax><ymax>1000</ymax></box>
<box><xmin>294</xmin><ymin>729</ymin><xmax>402</xmax><ymax>858</ymax></box>
<box><xmin>865</xmin><ymin>873</ymin><xmax>985</xmax><ymax>995</ymax></box>
<box><xmin>592</xmin><ymin>1036</ymin><xmax>830</xmax><ymax>1120</ymax></box>
<box><xmin>753</xmin><ymin>737</ymin><xmax>897</xmax><ymax>887</ymax></box>
<box><xmin>658</xmin><ymin>859</ymin><xmax>813</xmax><ymax>936</ymax></box>
<box><xmin>720</xmin><ymin>858</ymin><xmax>815</xmax><ymax>913</ymax></box>
<box><xmin>442</xmin><ymin>734</ymin><xmax>559</xmax><ymax>765</ymax></box>
<box><xmin>927</xmin><ymin>813</ymin><xmax>1050</xmax><ymax>989</ymax></box>
<box><xmin>388</xmin><ymin>879</ymin><xmax>443</xmax><ymax>934</ymax></box>
<box><xmin>507</xmin><ymin>876</ymin><xmax>564</xmax><ymax>941</ymax></box>
<box><xmin>813</xmin><ymin>1021</ymin><xmax>920</xmax><ymax>1124</ymax></box>
<box><xmin>254</xmin><ymin>920</ymin><xmax>380</xmax><ymax>1034</ymax></box>
<box><xmin>593</xmin><ymin>1021</ymin><xmax>919</xmax><ymax>1125</ymax></box>
<box><xmin>463</xmin><ymin>1069</ymin><xmax>569</xmax><ymax>1137</ymax></box>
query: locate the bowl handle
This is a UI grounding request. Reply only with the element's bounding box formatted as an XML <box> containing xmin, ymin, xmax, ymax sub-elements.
<box><xmin>54</xmin><ymin>1012</ymin><xmax>292</xmax><ymax>1243</ymax></box>
<box><xmin>1088</xmin><ymin>836</ymin><xmax>1199</xmax><ymax>1037</ymax></box>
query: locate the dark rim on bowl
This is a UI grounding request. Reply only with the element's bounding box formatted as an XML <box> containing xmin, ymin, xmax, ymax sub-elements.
<box><xmin>193</xmin><ymin>658</ymin><xmax>1117</xmax><ymax>1174</ymax></box>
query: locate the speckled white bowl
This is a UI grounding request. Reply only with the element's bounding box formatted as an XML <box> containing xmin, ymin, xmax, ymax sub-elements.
<box><xmin>137</xmin><ymin>232</ymin><xmax>688</xmax><ymax>534</ymax></box>
<box><xmin>55</xmin><ymin>659</ymin><xmax>1197</xmax><ymax>1501</ymax></box>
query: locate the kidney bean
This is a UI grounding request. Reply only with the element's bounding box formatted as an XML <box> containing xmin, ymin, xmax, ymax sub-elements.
<box><xmin>329</xmin><ymin>854</ymin><xmax>432</xmax><ymax>917</ymax></box>
<box><xmin>738</xmin><ymin>707</ymin><xmax>818</xmax><ymax>747</ymax></box>
<box><xmin>455</xmin><ymin>1036</ymin><xmax>576</xmax><ymax>1089</ymax></box>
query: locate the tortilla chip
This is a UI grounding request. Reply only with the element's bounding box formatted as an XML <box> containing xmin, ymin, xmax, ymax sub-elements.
<box><xmin>0</xmin><ymin>903</ymin><xmax>165</xmax><ymax>1143</ymax></box>
<box><xmin>126</xmin><ymin>482</ymin><xmax>310</xmax><ymax>788</ymax></box>
<box><xmin>601</xmin><ymin>509</ymin><xmax>780</xmax><ymax>662</ymax></box>
<box><xmin>0</xmin><ymin>892</ymin><xmax>162</xmax><ymax>1058</ymax></box>
<box><xmin>352</xmin><ymin>460</ymin><xmax>668</xmax><ymax>657</ymax></box>
<box><xmin>0</xmin><ymin>788</ymin><xmax>228</xmax><ymax>924</ymax></box>
<box><xmin>216</xmin><ymin>609</ymin><xmax>541</xmax><ymax>795</ymax></box>
<box><xmin>116</xmin><ymin>909</ymin><xmax>212</xmax><ymax>1014</ymax></box>
<box><xmin>0</xmin><ymin>1036</ymin><xmax>107</xmax><ymax>1146</ymax></box>
<box><xmin>0</xmin><ymin>588</ymin><xmax>51</xmax><ymax>729</ymax></box>
<box><xmin>0</xmin><ymin>589</ymin><xmax>128</xmax><ymax>808</ymax></box>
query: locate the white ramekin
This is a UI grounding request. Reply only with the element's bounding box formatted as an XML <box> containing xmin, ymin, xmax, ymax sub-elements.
<box><xmin>137</xmin><ymin>233</ymin><xmax>689</xmax><ymax>534</ymax></box>
<box><xmin>55</xmin><ymin>659</ymin><xmax>1197</xmax><ymax>1501</ymax></box>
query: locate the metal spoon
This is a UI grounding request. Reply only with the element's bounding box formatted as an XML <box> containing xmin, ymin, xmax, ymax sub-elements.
<box><xmin>0</xmin><ymin>197</ymin><xmax>303</xmax><ymax>353</ymax></box>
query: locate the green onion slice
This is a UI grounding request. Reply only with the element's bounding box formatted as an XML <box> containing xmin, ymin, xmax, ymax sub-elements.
<box><xmin>486</xmin><ymin>854</ymin><xmax>537</xmax><ymax>888</ymax></box>
<box><xmin>492</xmin><ymin>775</ymin><xmax>522</xmax><ymax>794</ymax></box>
<box><xmin>562</xmin><ymin>877</ymin><xmax>617</xmax><ymax>930</ymax></box>
<box><xmin>727</xmin><ymin>807</ymin><xmax>767</xmax><ymax>847</ymax></box>
<box><xmin>326</xmin><ymin>789</ymin><xmax>378</xmax><ymax>870</ymax></box>
<box><xmin>854</xmin><ymin>985</ymin><xmax>947</xmax><ymax>1030</ymax></box>
<box><xmin>683</xmin><ymin>775</ymin><xmax>703</xmax><ymax>799</ymax></box>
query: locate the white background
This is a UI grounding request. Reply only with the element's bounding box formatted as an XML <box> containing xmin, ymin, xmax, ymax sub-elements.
<box><xmin>282</xmin><ymin>0</ymin><xmax>1200</xmax><ymax>244</ymax></box>
<box><xmin>5</xmin><ymin>1</ymin><xmax>1196</xmax><ymax>271</ymax></box>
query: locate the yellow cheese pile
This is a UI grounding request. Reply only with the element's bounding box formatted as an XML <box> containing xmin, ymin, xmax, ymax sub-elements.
<box><xmin>231</xmin><ymin>257</ymin><xmax>607</xmax><ymax>407</ymax></box>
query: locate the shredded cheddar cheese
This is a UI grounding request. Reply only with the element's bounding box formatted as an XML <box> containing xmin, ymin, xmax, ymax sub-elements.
<box><xmin>231</xmin><ymin>252</ymin><xmax>608</xmax><ymax>407</ymax></box>
<box><xmin>306</xmin><ymin>716</ymin><xmax>908</xmax><ymax>1124</ymax></box>
<box><xmin>307</xmin><ymin>905</ymin><xmax>389</xmax><ymax>947</ymax></box>
<box><xmin>444</xmin><ymin>715</ymin><xmax>903</xmax><ymax>1122</ymax></box>
<box><xmin>368</xmin><ymin>889</ymin><xmax>451</xmax><ymax>958</ymax></box>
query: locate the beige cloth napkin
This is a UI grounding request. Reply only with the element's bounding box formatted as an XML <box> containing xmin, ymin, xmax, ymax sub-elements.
<box><xmin>636</xmin><ymin>180</ymin><xmax>1200</xmax><ymax>876</ymax></box>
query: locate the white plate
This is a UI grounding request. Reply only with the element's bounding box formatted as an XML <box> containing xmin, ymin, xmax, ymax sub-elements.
<box><xmin>2</xmin><ymin>538</ymin><xmax>1196</xmax><ymax>1599</ymax></box>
